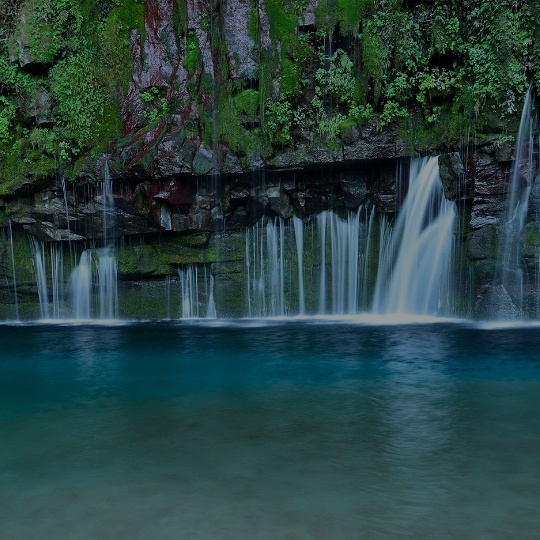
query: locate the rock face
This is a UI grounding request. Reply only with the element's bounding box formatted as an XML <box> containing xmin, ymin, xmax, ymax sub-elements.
<box><xmin>1</xmin><ymin>142</ymin><xmax>538</xmax><ymax>319</ymax></box>
<box><xmin>1</xmin><ymin>0</ymin><xmax>539</xmax><ymax>319</ymax></box>
<box><xmin>113</xmin><ymin>0</ymin><xmax>414</xmax><ymax>178</ymax></box>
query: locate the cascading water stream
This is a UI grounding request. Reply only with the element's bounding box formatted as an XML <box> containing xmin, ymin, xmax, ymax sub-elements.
<box><xmin>179</xmin><ymin>265</ymin><xmax>198</xmax><ymax>318</ymax></box>
<box><xmin>8</xmin><ymin>220</ymin><xmax>19</xmax><ymax>320</ymax></box>
<box><xmin>245</xmin><ymin>217</ymin><xmax>287</xmax><ymax>317</ymax></box>
<box><xmin>178</xmin><ymin>264</ymin><xmax>215</xmax><ymax>318</ymax></box>
<box><xmin>71</xmin><ymin>251</ymin><xmax>92</xmax><ymax>320</ymax></box>
<box><xmin>65</xmin><ymin>159</ymin><xmax>119</xmax><ymax>320</ymax></box>
<box><xmin>245</xmin><ymin>209</ymin><xmax>375</xmax><ymax>317</ymax></box>
<box><xmin>98</xmin><ymin>248</ymin><xmax>118</xmax><ymax>320</ymax></box>
<box><xmin>207</xmin><ymin>273</ymin><xmax>217</xmax><ymax>318</ymax></box>
<box><xmin>30</xmin><ymin>238</ymin><xmax>49</xmax><ymax>319</ymax></box>
<box><xmin>497</xmin><ymin>83</ymin><xmax>537</xmax><ymax>315</ymax></box>
<box><xmin>97</xmin><ymin>159</ymin><xmax>118</xmax><ymax>319</ymax></box>
<box><xmin>293</xmin><ymin>217</ymin><xmax>305</xmax><ymax>315</ymax></box>
<box><xmin>50</xmin><ymin>243</ymin><xmax>64</xmax><ymax>319</ymax></box>
<box><xmin>372</xmin><ymin>156</ymin><xmax>456</xmax><ymax>316</ymax></box>
<box><xmin>317</xmin><ymin>212</ymin><xmax>327</xmax><ymax>314</ymax></box>
<box><xmin>328</xmin><ymin>209</ymin><xmax>361</xmax><ymax>314</ymax></box>
<box><xmin>361</xmin><ymin>206</ymin><xmax>376</xmax><ymax>308</ymax></box>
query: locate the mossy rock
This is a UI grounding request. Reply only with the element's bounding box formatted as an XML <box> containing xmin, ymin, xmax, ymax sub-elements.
<box><xmin>117</xmin><ymin>233</ymin><xmax>217</xmax><ymax>278</ymax></box>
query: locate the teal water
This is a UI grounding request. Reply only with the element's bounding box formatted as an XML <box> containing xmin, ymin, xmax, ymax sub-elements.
<box><xmin>1</xmin><ymin>320</ymin><xmax>540</xmax><ymax>539</ymax></box>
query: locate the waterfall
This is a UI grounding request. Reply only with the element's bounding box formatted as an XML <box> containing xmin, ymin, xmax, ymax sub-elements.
<box><xmin>317</xmin><ymin>212</ymin><xmax>327</xmax><ymax>314</ymax></box>
<box><xmin>65</xmin><ymin>159</ymin><xmax>118</xmax><ymax>321</ymax></box>
<box><xmin>50</xmin><ymin>243</ymin><xmax>64</xmax><ymax>319</ymax></box>
<box><xmin>165</xmin><ymin>275</ymin><xmax>171</xmax><ymax>319</ymax></box>
<box><xmin>8</xmin><ymin>220</ymin><xmax>19</xmax><ymax>320</ymax></box>
<box><xmin>23</xmin><ymin>159</ymin><xmax>121</xmax><ymax>322</ymax></box>
<box><xmin>497</xmin><ymin>83</ymin><xmax>536</xmax><ymax>313</ymax></box>
<box><xmin>245</xmin><ymin>210</ymin><xmax>375</xmax><ymax>317</ymax></box>
<box><xmin>207</xmin><ymin>273</ymin><xmax>217</xmax><ymax>318</ymax></box>
<box><xmin>101</xmin><ymin>160</ymin><xmax>114</xmax><ymax>243</ymax></box>
<box><xmin>98</xmin><ymin>248</ymin><xmax>118</xmax><ymax>319</ymax></box>
<box><xmin>178</xmin><ymin>264</ymin><xmax>216</xmax><ymax>319</ymax></box>
<box><xmin>30</xmin><ymin>238</ymin><xmax>50</xmax><ymax>319</ymax></box>
<box><xmin>161</xmin><ymin>204</ymin><xmax>172</xmax><ymax>230</ymax></box>
<box><xmin>361</xmin><ymin>206</ymin><xmax>376</xmax><ymax>308</ymax></box>
<box><xmin>98</xmin><ymin>159</ymin><xmax>118</xmax><ymax>319</ymax></box>
<box><xmin>70</xmin><ymin>251</ymin><xmax>93</xmax><ymax>319</ymax></box>
<box><xmin>293</xmin><ymin>217</ymin><xmax>305</xmax><ymax>315</ymax></box>
<box><xmin>30</xmin><ymin>240</ymin><xmax>77</xmax><ymax>320</ymax></box>
<box><xmin>245</xmin><ymin>217</ymin><xmax>287</xmax><ymax>317</ymax></box>
<box><xmin>179</xmin><ymin>265</ymin><xmax>198</xmax><ymax>318</ymax></box>
<box><xmin>267</xmin><ymin>217</ymin><xmax>285</xmax><ymax>316</ymax></box>
<box><xmin>327</xmin><ymin>209</ymin><xmax>361</xmax><ymax>314</ymax></box>
<box><xmin>372</xmin><ymin>156</ymin><xmax>456</xmax><ymax>316</ymax></box>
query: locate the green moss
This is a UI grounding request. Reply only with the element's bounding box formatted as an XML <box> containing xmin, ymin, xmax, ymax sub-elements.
<box><xmin>0</xmin><ymin>0</ymin><xmax>142</xmax><ymax>187</ymax></box>
<box><xmin>117</xmin><ymin>280</ymin><xmax>181</xmax><ymax>319</ymax></box>
<box><xmin>265</xmin><ymin>0</ymin><xmax>297</xmax><ymax>50</ymax></box>
<box><xmin>9</xmin><ymin>232</ymin><xmax>35</xmax><ymax>282</ymax></box>
<box><xmin>117</xmin><ymin>234</ymin><xmax>217</xmax><ymax>278</ymax></box>
<box><xmin>522</xmin><ymin>222</ymin><xmax>539</xmax><ymax>249</ymax></box>
<box><xmin>174</xmin><ymin>0</ymin><xmax>188</xmax><ymax>36</ymax></box>
<box><xmin>247</xmin><ymin>6</ymin><xmax>258</xmax><ymax>41</ymax></box>
<box><xmin>49</xmin><ymin>50</ymin><xmax>106</xmax><ymax>160</ymax></box>
<box><xmin>234</xmin><ymin>89</ymin><xmax>259</xmax><ymax>117</ymax></box>
<box><xmin>218</xmin><ymin>98</ymin><xmax>249</xmax><ymax>152</ymax></box>
<box><xmin>183</xmin><ymin>30</ymin><xmax>201</xmax><ymax>74</ymax></box>
<box><xmin>315</xmin><ymin>0</ymin><xmax>372</xmax><ymax>35</ymax></box>
<box><xmin>279</xmin><ymin>58</ymin><xmax>301</xmax><ymax>97</ymax></box>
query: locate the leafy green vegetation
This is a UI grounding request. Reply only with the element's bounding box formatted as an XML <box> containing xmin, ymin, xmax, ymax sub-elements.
<box><xmin>283</xmin><ymin>0</ymin><xmax>531</xmax><ymax>150</ymax></box>
<box><xmin>0</xmin><ymin>0</ymin><xmax>538</xmax><ymax>187</ymax></box>
<box><xmin>0</xmin><ymin>0</ymin><xmax>143</xmax><ymax>185</ymax></box>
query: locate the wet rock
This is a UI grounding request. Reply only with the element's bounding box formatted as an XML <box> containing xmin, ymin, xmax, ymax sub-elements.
<box><xmin>300</xmin><ymin>0</ymin><xmax>320</xmax><ymax>26</ymax></box>
<box><xmin>292</xmin><ymin>187</ymin><xmax>329</xmax><ymax>217</ymax></box>
<box><xmin>121</xmin><ymin>0</ymin><xmax>194</xmax><ymax>169</ymax></box>
<box><xmin>225</xmin><ymin>206</ymin><xmax>248</xmax><ymax>228</ymax></box>
<box><xmin>521</xmin><ymin>221</ymin><xmax>539</xmax><ymax>270</ymax></box>
<box><xmin>343</xmin><ymin>124</ymin><xmax>406</xmax><ymax>161</ymax></box>
<box><xmin>115</xmin><ymin>207</ymin><xmax>160</xmax><ymax>237</ymax></box>
<box><xmin>152</xmin><ymin>179</ymin><xmax>197</xmax><ymax>209</ymax></box>
<box><xmin>439</xmin><ymin>152</ymin><xmax>472</xmax><ymax>200</ymax></box>
<box><xmin>268</xmin><ymin>148</ymin><xmax>306</xmax><ymax>169</ymax></box>
<box><xmin>268</xmin><ymin>186</ymin><xmax>294</xmax><ymax>218</ymax></box>
<box><xmin>475</xmin><ymin>282</ymin><xmax>521</xmax><ymax>320</ymax></box>
<box><xmin>467</xmin><ymin>225</ymin><xmax>496</xmax><ymax>260</ymax></box>
<box><xmin>154</xmin><ymin>137</ymin><xmax>193</xmax><ymax>176</ymax></box>
<box><xmin>186</xmin><ymin>0</ymin><xmax>216</xmax><ymax>78</ymax></box>
<box><xmin>256</xmin><ymin>0</ymin><xmax>273</xmax><ymax>51</ymax></box>
<box><xmin>372</xmin><ymin>192</ymin><xmax>396</xmax><ymax>213</ymax></box>
<box><xmin>224</xmin><ymin>184</ymin><xmax>250</xmax><ymax>212</ymax></box>
<box><xmin>223</xmin><ymin>0</ymin><xmax>257</xmax><ymax>78</ymax></box>
<box><xmin>472</xmin><ymin>149</ymin><xmax>510</xmax><ymax>197</ymax></box>
<box><xmin>340</xmin><ymin>124</ymin><xmax>360</xmax><ymax>146</ymax></box>
<box><xmin>469</xmin><ymin>201</ymin><xmax>506</xmax><ymax>230</ymax></box>
<box><xmin>8</xmin><ymin>6</ymin><xmax>53</xmax><ymax>69</ymax></box>
<box><xmin>269</xmin><ymin>141</ymin><xmax>344</xmax><ymax>170</ymax></box>
<box><xmin>245</xmin><ymin>150</ymin><xmax>265</xmax><ymax>170</ymax></box>
<box><xmin>495</xmin><ymin>141</ymin><xmax>514</xmax><ymax>163</ymax></box>
<box><xmin>193</xmin><ymin>145</ymin><xmax>218</xmax><ymax>175</ymax></box>
<box><xmin>222</xmin><ymin>152</ymin><xmax>244</xmax><ymax>174</ymax></box>
<box><xmin>339</xmin><ymin>173</ymin><xmax>369</xmax><ymax>208</ymax></box>
<box><xmin>10</xmin><ymin>216</ymin><xmax>36</xmax><ymax>225</ymax></box>
<box><xmin>15</xmin><ymin>90</ymin><xmax>52</xmax><ymax>125</ymax></box>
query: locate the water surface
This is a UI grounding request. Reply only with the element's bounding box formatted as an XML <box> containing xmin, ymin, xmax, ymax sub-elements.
<box><xmin>1</xmin><ymin>321</ymin><xmax>539</xmax><ymax>539</ymax></box>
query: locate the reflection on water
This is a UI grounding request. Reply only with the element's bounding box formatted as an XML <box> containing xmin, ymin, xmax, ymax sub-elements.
<box><xmin>1</xmin><ymin>323</ymin><xmax>540</xmax><ymax>539</ymax></box>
